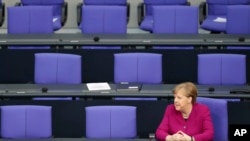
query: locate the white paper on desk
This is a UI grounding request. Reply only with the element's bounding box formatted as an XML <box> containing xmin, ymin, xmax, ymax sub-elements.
<box><xmin>213</xmin><ymin>17</ymin><xmax>227</xmax><ymax>23</ymax></box>
<box><xmin>86</xmin><ymin>82</ymin><xmax>111</xmax><ymax>91</ymax></box>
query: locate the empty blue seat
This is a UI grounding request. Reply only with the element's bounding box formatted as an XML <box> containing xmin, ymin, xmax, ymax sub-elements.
<box><xmin>200</xmin><ymin>0</ymin><xmax>249</xmax><ymax>33</ymax></box>
<box><xmin>7</xmin><ymin>6</ymin><xmax>53</xmax><ymax>49</ymax></box>
<box><xmin>79</xmin><ymin>5</ymin><xmax>126</xmax><ymax>49</ymax></box>
<box><xmin>17</xmin><ymin>0</ymin><xmax>68</xmax><ymax>31</ymax></box>
<box><xmin>152</xmin><ymin>6</ymin><xmax>198</xmax><ymax>49</ymax></box>
<box><xmin>226</xmin><ymin>5</ymin><xmax>250</xmax><ymax>49</ymax></box>
<box><xmin>138</xmin><ymin>0</ymin><xmax>189</xmax><ymax>32</ymax></box>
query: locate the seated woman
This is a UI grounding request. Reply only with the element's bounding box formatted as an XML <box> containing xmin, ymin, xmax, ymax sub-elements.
<box><xmin>155</xmin><ymin>82</ymin><xmax>214</xmax><ymax>141</ymax></box>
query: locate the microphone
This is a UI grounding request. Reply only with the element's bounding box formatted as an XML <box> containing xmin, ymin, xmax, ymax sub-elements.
<box><xmin>41</xmin><ymin>87</ymin><xmax>48</xmax><ymax>93</ymax></box>
<box><xmin>238</xmin><ymin>37</ymin><xmax>245</xmax><ymax>42</ymax></box>
<box><xmin>208</xmin><ymin>87</ymin><xmax>215</xmax><ymax>92</ymax></box>
<box><xmin>198</xmin><ymin>87</ymin><xmax>215</xmax><ymax>92</ymax></box>
<box><xmin>93</xmin><ymin>37</ymin><xmax>100</xmax><ymax>42</ymax></box>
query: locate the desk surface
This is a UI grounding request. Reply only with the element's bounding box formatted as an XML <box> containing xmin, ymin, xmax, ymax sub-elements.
<box><xmin>0</xmin><ymin>33</ymin><xmax>250</xmax><ymax>46</ymax></box>
<box><xmin>0</xmin><ymin>138</ymin><xmax>228</xmax><ymax>141</ymax></box>
<box><xmin>1</xmin><ymin>84</ymin><xmax>250</xmax><ymax>99</ymax></box>
<box><xmin>0</xmin><ymin>34</ymin><xmax>60</xmax><ymax>46</ymax></box>
<box><xmin>0</xmin><ymin>139</ymin><xmax>149</xmax><ymax>141</ymax></box>
<box><xmin>60</xmin><ymin>34</ymin><xmax>250</xmax><ymax>46</ymax></box>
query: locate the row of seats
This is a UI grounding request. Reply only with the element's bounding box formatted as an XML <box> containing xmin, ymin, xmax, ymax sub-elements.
<box><xmin>0</xmin><ymin>0</ymin><xmax>66</xmax><ymax>30</ymax></box>
<box><xmin>34</xmin><ymin>52</ymin><xmax>245</xmax><ymax>102</ymax></box>
<box><xmin>33</xmin><ymin>52</ymin><xmax>246</xmax><ymax>85</ymax></box>
<box><xmin>4</xmin><ymin>4</ymin><xmax>250</xmax><ymax>49</ymax></box>
<box><xmin>0</xmin><ymin>0</ymin><xmax>250</xmax><ymax>34</ymax></box>
<box><xmin>0</xmin><ymin>97</ymin><xmax>228</xmax><ymax>141</ymax></box>
<box><xmin>139</xmin><ymin>0</ymin><xmax>250</xmax><ymax>33</ymax></box>
<box><xmin>0</xmin><ymin>105</ymin><xmax>136</xmax><ymax>138</ymax></box>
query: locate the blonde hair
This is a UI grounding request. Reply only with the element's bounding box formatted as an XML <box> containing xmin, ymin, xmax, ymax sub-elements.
<box><xmin>172</xmin><ymin>82</ymin><xmax>197</xmax><ymax>104</ymax></box>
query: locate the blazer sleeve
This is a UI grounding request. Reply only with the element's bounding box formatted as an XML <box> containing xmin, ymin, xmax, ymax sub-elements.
<box><xmin>155</xmin><ymin>106</ymin><xmax>171</xmax><ymax>141</ymax></box>
<box><xmin>193</xmin><ymin>106</ymin><xmax>214</xmax><ymax>141</ymax></box>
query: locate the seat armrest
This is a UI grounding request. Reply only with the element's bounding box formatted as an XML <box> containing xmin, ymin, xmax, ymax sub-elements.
<box><xmin>61</xmin><ymin>2</ymin><xmax>68</xmax><ymax>26</ymax></box>
<box><xmin>137</xmin><ymin>2</ymin><xmax>144</xmax><ymax>26</ymax></box>
<box><xmin>199</xmin><ymin>1</ymin><xmax>207</xmax><ymax>24</ymax></box>
<box><xmin>0</xmin><ymin>3</ymin><xmax>5</xmax><ymax>26</ymax></box>
<box><xmin>126</xmin><ymin>2</ymin><xmax>130</xmax><ymax>24</ymax></box>
<box><xmin>61</xmin><ymin>2</ymin><xmax>68</xmax><ymax>27</ymax></box>
<box><xmin>77</xmin><ymin>3</ymin><xmax>83</xmax><ymax>26</ymax></box>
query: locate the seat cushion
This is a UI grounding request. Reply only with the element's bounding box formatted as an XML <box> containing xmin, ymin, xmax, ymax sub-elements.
<box><xmin>52</xmin><ymin>16</ymin><xmax>62</xmax><ymax>31</ymax></box>
<box><xmin>140</xmin><ymin>16</ymin><xmax>153</xmax><ymax>32</ymax></box>
<box><xmin>201</xmin><ymin>15</ymin><xmax>226</xmax><ymax>32</ymax></box>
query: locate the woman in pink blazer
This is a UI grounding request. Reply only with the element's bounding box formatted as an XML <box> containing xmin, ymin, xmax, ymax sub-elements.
<box><xmin>156</xmin><ymin>82</ymin><xmax>214</xmax><ymax>141</ymax></box>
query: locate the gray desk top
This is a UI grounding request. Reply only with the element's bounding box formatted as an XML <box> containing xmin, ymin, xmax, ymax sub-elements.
<box><xmin>0</xmin><ymin>138</ymin><xmax>227</xmax><ymax>141</ymax></box>
<box><xmin>0</xmin><ymin>138</ymin><xmax>149</xmax><ymax>141</ymax></box>
<box><xmin>1</xmin><ymin>84</ymin><xmax>250</xmax><ymax>99</ymax></box>
<box><xmin>0</xmin><ymin>34</ymin><xmax>60</xmax><ymax>46</ymax></box>
<box><xmin>0</xmin><ymin>33</ymin><xmax>250</xmax><ymax>46</ymax></box>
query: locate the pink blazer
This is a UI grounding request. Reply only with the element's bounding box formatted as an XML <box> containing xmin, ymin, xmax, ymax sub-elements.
<box><xmin>155</xmin><ymin>103</ymin><xmax>214</xmax><ymax>141</ymax></box>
